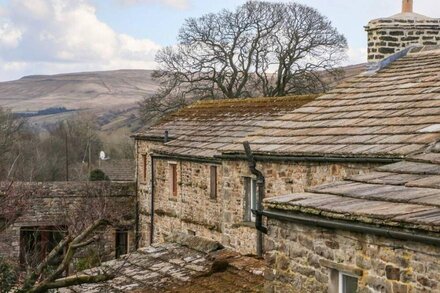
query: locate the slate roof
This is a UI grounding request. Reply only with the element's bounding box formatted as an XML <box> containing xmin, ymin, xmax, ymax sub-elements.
<box><xmin>137</xmin><ymin>46</ymin><xmax>440</xmax><ymax>160</ymax></box>
<box><xmin>222</xmin><ymin>46</ymin><xmax>440</xmax><ymax>159</ymax></box>
<box><xmin>135</xmin><ymin>95</ymin><xmax>317</xmax><ymax>159</ymax></box>
<box><xmin>100</xmin><ymin>159</ymin><xmax>135</xmax><ymax>182</ymax></box>
<box><xmin>61</xmin><ymin>236</ymin><xmax>265</xmax><ymax>293</ymax></box>
<box><xmin>265</xmin><ymin>151</ymin><xmax>440</xmax><ymax>232</ymax></box>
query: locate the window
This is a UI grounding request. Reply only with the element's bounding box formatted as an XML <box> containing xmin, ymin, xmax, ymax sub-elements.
<box><xmin>20</xmin><ymin>226</ymin><xmax>66</xmax><ymax>268</ymax></box>
<box><xmin>115</xmin><ymin>229</ymin><xmax>128</xmax><ymax>259</ymax></box>
<box><xmin>339</xmin><ymin>273</ymin><xmax>358</xmax><ymax>293</ymax></box>
<box><xmin>244</xmin><ymin>177</ymin><xmax>257</xmax><ymax>222</ymax></box>
<box><xmin>210</xmin><ymin>166</ymin><xmax>217</xmax><ymax>199</ymax></box>
<box><xmin>170</xmin><ymin>163</ymin><xmax>177</xmax><ymax>196</ymax></box>
<box><xmin>142</xmin><ymin>154</ymin><xmax>147</xmax><ymax>182</ymax></box>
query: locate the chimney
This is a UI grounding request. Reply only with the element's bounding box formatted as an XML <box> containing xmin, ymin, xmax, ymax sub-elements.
<box><xmin>365</xmin><ymin>1</ymin><xmax>440</xmax><ymax>62</ymax></box>
<box><xmin>402</xmin><ymin>0</ymin><xmax>413</xmax><ymax>13</ymax></box>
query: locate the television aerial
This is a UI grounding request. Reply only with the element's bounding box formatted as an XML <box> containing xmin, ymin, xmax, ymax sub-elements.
<box><xmin>99</xmin><ymin>151</ymin><xmax>109</xmax><ymax>161</ymax></box>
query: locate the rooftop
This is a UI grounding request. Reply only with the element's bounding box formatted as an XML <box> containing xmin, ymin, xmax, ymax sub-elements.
<box><xmin>61</xmin><ymin>234</ymin><xmax>265</xmax><ymax>293</ymax></box>
<box><xmin>100</xmin><ymin>159</ymin><xmax>135</xmax><ymax>182</ymax></box>
<box><xmin>222</xmin><ymin>46</ymin><xmax>440</xmax><ymax>159</ymax></box>
<box><xmin>135</xmin><ymin>95</ymin><xmax>317</xmax><ymax>159</ymax></box>
<box><xmin>265</xmin><ymin>151</ymin><xmax>440</xmax><ymax>233</ymax></box>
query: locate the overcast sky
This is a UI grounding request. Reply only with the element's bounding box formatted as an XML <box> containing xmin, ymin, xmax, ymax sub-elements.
<box><xmin>0</xmin><ymin>0</ymin><xmax>439</xmax><ymax>81</ymax></box>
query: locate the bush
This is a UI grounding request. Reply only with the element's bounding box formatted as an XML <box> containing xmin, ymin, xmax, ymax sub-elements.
<box><xmin>0</xmin><ymin>257</ymin><xmax>18</xmax><ymax>293</ymax></box>
<box><xmin>89</xmin><ymin>169</ymin><xmax>110</xmax><ymax>181</ymax></box>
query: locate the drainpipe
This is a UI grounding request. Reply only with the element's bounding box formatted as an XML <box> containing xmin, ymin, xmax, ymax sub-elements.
<box><xmin>150</xmin><ymin>154</ymin><xmax>155</xmax><ymax>245</ymax></box>
<box><xmin>134</xmin><ymin>140</ymin><xmax>140</xmax><ymax>249</ymax></box>
<box><xmin>243</xmin><ymin>142</ymin><xmax>268</xmax><ymax>258</ymax></box>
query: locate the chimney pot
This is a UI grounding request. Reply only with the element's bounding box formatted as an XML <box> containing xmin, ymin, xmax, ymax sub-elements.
<box><xmin>402</xmin><ymin>0</ymin><xmax>413</xmax><ymax>13</ymax></box>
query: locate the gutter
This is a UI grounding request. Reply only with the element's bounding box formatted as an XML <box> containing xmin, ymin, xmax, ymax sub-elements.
<box><xmin>152</xmin><ymin>153</ymin><xmax>221</xmax><ymax>164</ymax></box>
<box><xmin>259</xmin><ymin>209</ymin><xmax>440</xmax><ymax>246</ymax></box>
<box><xmin>218</xmin><ymin>154</ymin><xmax>402</xmax><ymax>164</ymax></box>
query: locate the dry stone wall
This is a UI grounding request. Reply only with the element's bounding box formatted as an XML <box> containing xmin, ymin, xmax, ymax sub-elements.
<box><xmin>264</xmin><ymin>219</ymin><xmax>440</xmax><ymax>292</ymax></box>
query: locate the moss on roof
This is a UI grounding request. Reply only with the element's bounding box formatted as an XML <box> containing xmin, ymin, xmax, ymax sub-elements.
<box><xmin>160</xmin><ymin>94</ymin><xmax>318</xmax><ymax>122</ymax></box>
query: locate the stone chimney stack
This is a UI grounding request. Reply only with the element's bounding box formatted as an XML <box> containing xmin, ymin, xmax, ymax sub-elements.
<box><xmin>402</xmin><ymin>0</ymin><xmax>413</xmax><ymax>13</ymax></box>
<box><xmin>365</xmin><ymin>1</ymin><xmax>440</xmax><ymax>62</ymax></box>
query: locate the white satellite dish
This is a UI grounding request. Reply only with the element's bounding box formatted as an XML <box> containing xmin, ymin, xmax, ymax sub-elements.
<box><xmin>99</xmin><ymin>151</ymin><xmax>109</xmax><ymax>161</ymax></box>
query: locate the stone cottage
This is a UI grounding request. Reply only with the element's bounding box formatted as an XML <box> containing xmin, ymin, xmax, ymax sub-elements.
<box><xmin>134</xmin><ymin>0</ymin><xmax>440</xmax><ymax>275</ymax></box>
<box><xmin>0</xmin><ymin>181</ymin><xmax>136</xmax><ymax>269</ymax></box>
<box><xmin>263</xmin><ymin>149</ymin><xmax>440</xmax><ymax>292</ymax></box>
<box><xmin>135</xmin><ymin>95</ymin><xmax>379</xmax><ymax>255</ymax></box>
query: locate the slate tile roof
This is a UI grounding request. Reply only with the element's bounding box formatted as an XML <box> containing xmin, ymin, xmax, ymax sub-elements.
<box><xmin>100</xmin><ymin>159</ymin><xmax>135</xmax><ymax>182</ymax></box>
<box><xmin>137</xmin><ymin>46</ymin><xmax>440</xmax><ymax>160</ymax></box>
<box><xmin>61</xmin><ymin>238</ymin><xmax>265</xmax><ymax>293</ymax></box>
<box><xmin>265</xmin><ymin>151</ymin><xmax>440</xmax><ymax>232</ymax></box>
<box><xmin>135</xmin><ymin>95</ymin><xmax>317</xmax><ymax>159</ymax></box>
<box><xmin>223</xmin><ymin>46</ymin><xmax>440</xmax><ymax>159</ymax></box>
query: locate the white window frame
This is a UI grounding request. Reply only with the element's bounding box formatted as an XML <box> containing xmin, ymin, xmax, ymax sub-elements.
<box><xmin>338</xmin><ymin>272</ymin><xmax>358</xmax><ymax>293</ymax></box>
<box><xmin>244</xmin><ymin>176</ymin><xmax>257</xmax><ymax>222</ymax></box>
<box><xmin>249</xmin><ymin>178</ymin><xmax>257</xmax><ymax>222</ymax></box>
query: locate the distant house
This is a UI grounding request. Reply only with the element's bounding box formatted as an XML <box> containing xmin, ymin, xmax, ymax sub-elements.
<box><xmin>0</xmin><ymin>182</ymin><xmax>136</xmax><ymax>269</ymax></box>
<box><xmin>100</xmin><ymin>159</ymin><xmax>135</xmax><ymax>182</ymax></box>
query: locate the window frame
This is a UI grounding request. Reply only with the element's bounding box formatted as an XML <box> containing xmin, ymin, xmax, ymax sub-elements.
<box><xmin>244</xmin><ymin>177</ymin><xmax>257</xmax><ymax>222</ymax></box>
<box><xmin>209</xmin><ymin>165</ymin><xmax>217</xmax><ymax>199</ymax></box>
<box><xmin>142</xmin><ymin>154</ymin><xmax>147</xmax><ymax>182</ymax></box>
<box><xmin>338</xmin><ymin>272</ymin><xmax>359</xmax><ymax>293</ymax></box>
<box><xmin>115</xmin><ymin>228</ymin><xmax>129</xmax><ymax>259</ymax></box>
<box><xmin>169</xmin><ymin>162</ymin><xmax>178</xmax><ymax>197</ymax></box>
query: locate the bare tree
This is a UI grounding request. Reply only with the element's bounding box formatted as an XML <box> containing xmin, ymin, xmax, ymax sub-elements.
<box><xmin>0</xmin><ymin>182</ymin><xmax>133</xmax><ymax>292</ymax></box>
<box><xmin>0</xmin><ymin>108</ymin><xmax>26</xmax><ymax>179</ymax></box>
<box><xmin>140</xmin><ymin>1</ymin><xmax>347</xmax><ymax>124</ymax></box>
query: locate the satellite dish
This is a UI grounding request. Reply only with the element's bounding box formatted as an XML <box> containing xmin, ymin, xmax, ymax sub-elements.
<box><xmin>99</xmin><ymin>151</ymin><xmax>109</xmax><ymax>161</ymax></box>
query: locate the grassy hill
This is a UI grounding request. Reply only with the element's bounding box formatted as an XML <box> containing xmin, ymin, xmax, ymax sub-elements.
<box><xmin>0</xmin><ymin>64</ymin><xmax>367</xmax><ymax>133</ymax></box>
<box><xmin>0</xmin><ymin>69</ymin><xmax>158</xmax><ymax>131</ymax></box>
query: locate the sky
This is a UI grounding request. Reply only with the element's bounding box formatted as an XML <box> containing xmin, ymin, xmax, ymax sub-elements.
<box><xmin>0</xmin><ymin>0</ymin><xmax>439</xmax><ymax>81</ymax></box>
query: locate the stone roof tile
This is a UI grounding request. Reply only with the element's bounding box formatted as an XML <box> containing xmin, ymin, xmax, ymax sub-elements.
<box><xmin>265</xmin><ymin>151</ymin><xmax>440</xmax><ymax>232</ymax></box>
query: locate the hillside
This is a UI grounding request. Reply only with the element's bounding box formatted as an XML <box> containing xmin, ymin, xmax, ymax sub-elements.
<box><xmin>0</xmin><ymin>69</ymin><xmax>159</xmax><ymax>131</ymax></box>
<box><xmin>0</xmin><ymin>64</ymin><xmax>366</xmax><ymax>132</ymax></box>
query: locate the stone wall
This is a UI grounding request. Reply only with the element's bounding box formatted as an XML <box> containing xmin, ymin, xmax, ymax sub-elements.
<box><xmin>365</xmin><ymin>17</ymin><xmax>440</xmax><ymax>62</ymax></box>
<box><xmin>136</xmin><ymin>139</ymin><xmax>380</xmax><ymax>255</ymax></box>
<box><xmin>264</xmin><ymin>219</ymin><xmax>440</xmax><ymax>292</ymax></box>
<box><xmin>0</xmin><ymin>181</ymin><xmax>136</xmax><ymax>266</ymax></box>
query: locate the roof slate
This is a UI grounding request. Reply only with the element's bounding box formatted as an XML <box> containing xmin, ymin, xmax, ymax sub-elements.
<box><xmin>100</xmin><ymin>159</ymin><xmax>135</xmax><ymax>182</ymax></box>
<box><xmin>61</xmin><ymin>238</ymin><xmax>265</xmax><ymax>293</ymax></box>
<box><xmin>136</xmin><ymin>95</ymin><xmax>317</xmax><ymax>158</ymax></box>
<box><xmin>138</xmin><ymin>46</ymin><xmax>440</xmax><ymax>160</ymax></box>
<box><xmin>222</xmin><ymin>46</ymin><xmax>440</xmax><ymax>158</ymax></box>
<box><xmin>265</xmin><ymin>151</ymin><xmax>440</xmax><ymax>232</ymax></box>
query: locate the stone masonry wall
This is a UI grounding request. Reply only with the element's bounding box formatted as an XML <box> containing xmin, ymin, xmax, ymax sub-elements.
<box><xmin>264</xmin><ymin>219</ymin><xmax>440</xmax><ymax>292</ymax></box>
<box><xmin>0</xmin><ymin>181</ymin><xmax>136</xmax><ymax>265</ymax></box>
<box><xmin>136</xmin><ymin>139</ymin><xmax>381</xmax><ymax>255</ymax></box>
<box><xmin>365</xmin><ymin>18</ymin><xmax>440</xmax><ymax>61</ymax></box>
